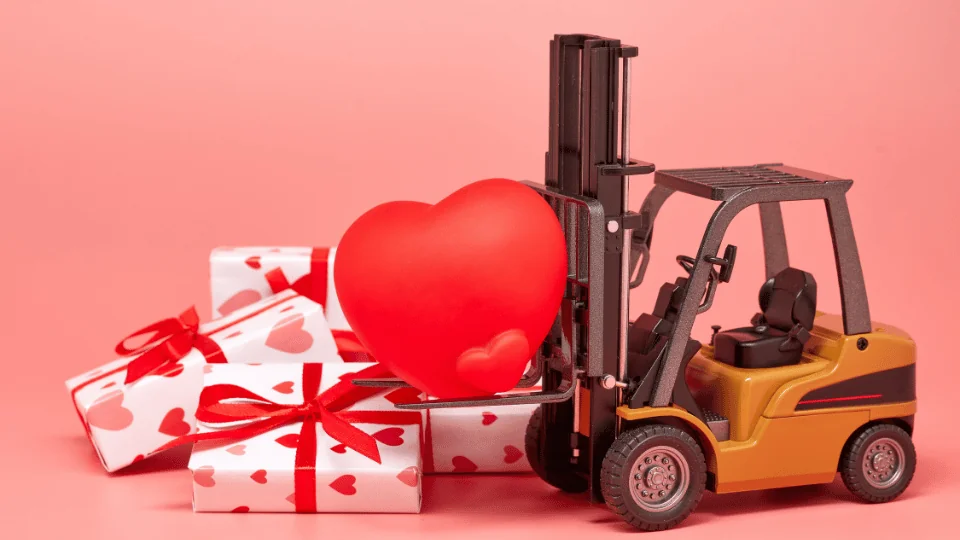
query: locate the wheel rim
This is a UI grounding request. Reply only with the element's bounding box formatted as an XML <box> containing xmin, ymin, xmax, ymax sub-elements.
<box><xmin>628</xmin><ymin>445</ymin><xmax>690</xmax><ymax>512</ymax></box>
<box><xmin>862</xmin><ymin>437</ymin><xmax>905</xmax><ymax>490</ymax></box>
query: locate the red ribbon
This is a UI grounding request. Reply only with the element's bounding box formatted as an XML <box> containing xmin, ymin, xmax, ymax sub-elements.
<box><xmin>264</xmin><ymin>247</ymin><xmax>330</xmax><ymax>308</ymax></box>
<box><xmin>116</xmin><ymin>306</ymin><xmax>226</xmax><ymax>384</ymax></box>
<box><xmin>177</xmin><ymin>363</ymin><xmax>421</xmax><ymax>513</ymax></box>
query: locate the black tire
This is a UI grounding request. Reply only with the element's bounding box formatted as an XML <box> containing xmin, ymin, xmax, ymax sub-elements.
<box><xmin>840</xmin><ymin>423</ymin><xmax>916</xmax><ymax>503</ymax></box>
<box><xmin>525</xmin><ymin>406</ymin><xmax>589</xmax><ymax>493</ymax></box>
<box><xmin>601</xmin><ymin>425</ymin><xmax>707</xmax><ymax>532</ymax></box>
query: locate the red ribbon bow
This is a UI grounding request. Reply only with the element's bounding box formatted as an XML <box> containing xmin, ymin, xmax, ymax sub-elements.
<box><xmin>116</xmin><ymin>306</ymin><xmax>227</xmax><ymax>384</ymax></box>
<box><xmin>182</xmin><ymin>363</ymin><xmax>420</xmax><ymax>513</ymax></box>
<box><xmin>263</xmin><ymin>247</ymin><xmax>330</xmax><ymax>307</ymax></box>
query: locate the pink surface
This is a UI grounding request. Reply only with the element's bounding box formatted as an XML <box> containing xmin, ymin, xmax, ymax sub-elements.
<box><xmin>2</xmin><ymin>1</ymin><xmax>958</xmax><ymax>538</ymax></box>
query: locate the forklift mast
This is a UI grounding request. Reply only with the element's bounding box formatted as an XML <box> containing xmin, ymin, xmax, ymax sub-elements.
<box><xmin>534</xmin><ymin>34</ymin><xmax>655</xmax><ymax>501</ymax></box>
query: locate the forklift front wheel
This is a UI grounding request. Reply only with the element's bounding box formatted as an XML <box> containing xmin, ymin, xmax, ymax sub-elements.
<box><xmin>525</xmin><ymin>407</ymin><xmax>589</xmax><ymax>493</ymax></box>
<box><xmin>601</xmin><ymin>425</ymin><xmax>707</xmax><ymax>532</ymax></box>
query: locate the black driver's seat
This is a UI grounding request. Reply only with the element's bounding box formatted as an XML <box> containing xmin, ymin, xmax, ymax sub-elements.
<box><xmin>714</xmin><ymin>267</ymin><xmax>817</xmax><ymax>369</ymax></box>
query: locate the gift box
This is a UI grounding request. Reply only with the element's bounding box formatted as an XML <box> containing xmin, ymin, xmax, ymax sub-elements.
<box><xmin>66</xmin><ymin>289</ymin><xmax>342</xmax><ymax>472</ymax></box>
<box><xmin>188</xmin><ymin>363</ymin><xmax>423</xmax><ymax>513</ymax></box>
<box><xmin>426</xmin><ymin>403</ymin><xmax>535</xmax><ymax>474</ymax></box>
<box><xmin>210</xmin><ymin>246</ymin><xmax>347</xmax><ymax>329</ymax></box>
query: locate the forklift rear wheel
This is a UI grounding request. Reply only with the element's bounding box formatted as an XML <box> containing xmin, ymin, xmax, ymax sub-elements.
<box><xmin>525</xmin><ymin>407</ymin><xmax>589</xmax><ymax>493</ymax></box>
<box><xmin>840</xmin><ymin>423</ymin><xmax>916</xmax><ymax>503</ymax></box>
<box><xmin>601</xmin><ymin>425</ymin><xmax>707</xmax><ymax>532</ymax></box>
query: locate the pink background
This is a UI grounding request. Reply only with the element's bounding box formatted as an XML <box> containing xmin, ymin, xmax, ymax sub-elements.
<box><xmin>2</xmin><ymin>1</ymin><xmax>958</xmax><ymax>538</ymax></box>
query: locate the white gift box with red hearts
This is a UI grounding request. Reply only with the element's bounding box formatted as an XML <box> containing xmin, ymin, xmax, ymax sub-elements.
<box><xmin>189</xmin><ymin>363</ymin><xmax>423</xmax><ymax>513</ymax></box>
<box><xmin>210</xmin><ymin>246</ymin><xmax>347</xmax><ymax>330</ymax></box>
<box><xmin>65</xmin><ymin>289</ymin><xmax>343</xmax><ymax>473</ymax></box>
<box><xmin>426</xmin><ymin>403</ymin><xmax>535</xmax><ymax>474</ymax></box>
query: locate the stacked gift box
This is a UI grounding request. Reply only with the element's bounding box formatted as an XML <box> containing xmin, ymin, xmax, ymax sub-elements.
<box><xmin>66</xmin><ymin>246</ymin><xmax>535</xmax><ymax>513</ymax></box>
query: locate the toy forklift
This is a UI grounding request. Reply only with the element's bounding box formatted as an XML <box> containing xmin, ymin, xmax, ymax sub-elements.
<box><xmin>357</xmin><ymin>34</ymin><xmax>917</xmax><ymax>531</ymax></box>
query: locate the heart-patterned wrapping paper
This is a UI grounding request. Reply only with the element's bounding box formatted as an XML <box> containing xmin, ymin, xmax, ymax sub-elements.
<box><xmin>426</xmin><ymin>403</ymin><xmax>535</xmax><ymax>474</ymax></box>
<box><xmin>65</xmin><ymin>289</ymin><xmax>342</xmax><ymax>472</ymax></box>
<box><xmin>189</xmin><ymin>363</ymin><xmax>424</xmax><ymax>513</ymax></box>
<box><xmin>209</xmin><ymin>246</ymin><xmax>348</xmax><ymax>331</ymax></box>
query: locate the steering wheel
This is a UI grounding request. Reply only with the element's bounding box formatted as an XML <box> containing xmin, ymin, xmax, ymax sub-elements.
<box><xmin>676</xmin><ymin>255</ymin><xmax>697</xmax><ymax>275</ymax></box>
<box><xmin>676</xmin><ymin>254</ymin><xmax>720</xmax><ymax>281</ymax></box>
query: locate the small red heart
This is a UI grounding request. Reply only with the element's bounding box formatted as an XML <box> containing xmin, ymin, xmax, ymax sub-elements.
<box><xmin>265</xmin><ymin>313</ymin><xmax>314</xmax><ymax>354</ymax></box>
<box><xmin>455</xmin><ymin>330</ymin><xmax>531</xmax><ymax>394</ymax></box>
<box><xmin>272</xmin><ymin>381</ymin><xmax>295</xmax><ymax>394</ymax></box>
<box><xmin>329</xmin><ymin>475</ymin><xmax>357</xmax><ymax>495</ymax></box>
<box><xmin>194</xmin><ymin>465</ymin><xmax>215</xmax><ymax>488</ymax></box>
<box><xmin>482</xmin><ymin>412</ymin><xmax>498</xmax><ymax>426</ymax></box>
<box><xmin>245</xmin><ymin>255</ymin><xmax>262</xmax><ymax>270</ymax></box>
<box><xmin>372</xmin><ymin>427</ymin><xmax>404</xmax><ymax>447</ymax></box>
<box><xmin>158</xmin><ymin>408</ymin><xmax>191</xmax><ymax>437</ymax></box>
<box><xmin>396</xmin><ymin>466</ymin><xmax>419</xmax><ymax>487</ymax></box>
<box><xmin>250</xmin><ymin>469</ymin><xmax>268</xmax><ymax>484</ymax></box>
<box><xmin>334</xmin><ymin>179</ymin><xmax>566</xmax><ymax>399</ymax></box>
<box><xmin>85</xmin><ymin>390</ymin><xmax>134</xmax><ymax>431</ymax></box>
<box><xmin>384</xmin><ymin>387</ymin><xmax>422</xmax><ymax>405</ymax></box>
<box><xmin>218</xmin><ymin>289</ymin><xmax>263</xmax><ymax>316</ymax></box>
<box><xmin>223</xmin><ymin>330</ymin><xmax>242</xmax><ymax>339</ymax></box>
<box><xmin>226</xmin><ymin>444</ymin><xmax>246</xmax><ymax>456</ymax></box>
<box><xmin>330</xmin><ymin>443</ymin><xmax>347</xmax><ymax>454</ymax></box>
<box><xmin>503</xmin><ymin>445</ymin><xmax>524</xmax><ymax>464</ymax></box>
<box><xmin>451</xmin><ymin>456</ymin><xmax>478</xmax><ymax>473</ymax></box>
<box><xmin>275</xmin><ymin>433</ymin><xmax>299</xmax><ymax>448</ymax></box>
<box><xmin>231</xmin><ymin>506</ymin><xmax>250</xmax><ymax>513</ymax></box>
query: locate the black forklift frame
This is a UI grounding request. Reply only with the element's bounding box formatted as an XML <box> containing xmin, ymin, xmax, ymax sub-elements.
<box><xmin>636</xmin><ymin>165</ymin><xmax>874</xmax><ymax>407</ymax></box>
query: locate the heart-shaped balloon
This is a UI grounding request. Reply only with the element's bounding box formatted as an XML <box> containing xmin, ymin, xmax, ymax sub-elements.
<box><xmin>335</xmin><ymin>178</ymin><xmax>567</xmax><ymax>399</ymax></box>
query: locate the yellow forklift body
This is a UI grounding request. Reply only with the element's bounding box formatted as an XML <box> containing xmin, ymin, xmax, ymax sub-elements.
<box><xmin>619</xmin><ymin>312</ymin><xmax>916</xmax><ymax>494</ymax></box>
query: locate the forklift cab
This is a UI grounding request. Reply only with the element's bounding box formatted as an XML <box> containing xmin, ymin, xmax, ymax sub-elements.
<box><xmin>356</xmin><ymin>34</ymin><xmax>917</xmax><ymax>532</ymax></box>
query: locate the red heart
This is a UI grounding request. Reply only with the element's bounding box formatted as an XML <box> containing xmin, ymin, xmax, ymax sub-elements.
<box><xmin>384</xmin><ymin>387</ymin><xmax>422</xmax><ymax>405</ymax></box>
<box><xmin>335</xmin><ymin>179</ymin><xmax>566</xmax><ymax>398</ymax></box>
<box><xmin>330</xmin><ymin>443</ymin><xmax>347</xmax><ymax>454</ymax></box>
<box><xmin>451</xmin><ymin>456</ymin><xmax>478</xmax><ymax>473</ymax></box>
<box><xmin>455</xmin><ymin>330</ymin><xmax>531</xmax><ymax>394</ymax></box>
<box><xmin>482</xmin><ymin>412</ymin><xmax>498</xmax><ymax>426</ymax></box>
<box><xmin>265</xmin><ymin>313</ymin><xmax>314</xmax><ymax>354</ymax></box>
<box><xmin>372</xmin><ymin>427</ymin><xmax>404</xmax><ymax>447</ymax></box>
<box><xmin>158</xmin><ymin>408</ymin><xmax>191</xmax><ymax>437</ymax></box>
<box><xmin>245</xmin><ymin>255</ymin><xmax>262</xmax><ymax>270</ymax></box>
<box><xmin>194</xmin><ymin>465</ymin><xmax>216</xmax><ymax>488</ymax></box>
<box><xmin>272</xmin><ymin>381</ymin><xmax>295</xmax><ymax>394</ymax></box>
<box><xmin>231</xmin><ymin>506</ymin><xmax>250</xmax><ymax>513</ymax></box>
<box><xmin>329</xmin><ymin>475</ymin><xmax>357</xmax><ymax>495</ymax></box>
<box><xmin>503</xmin><ymin>445</ymin><xmax>524</xmax><ymax>464</ymax></box>
<box><xmin>275</xmin><ymin>433</ymin><xmax>299</xmax><ymax>448</ymax></box>
<box><xmin>85</xmin><ymin>390</ymin><xmax>134</xmax><ymax>431</ymax></box>
<box><xmin>250</xmin><ymin>469</ymin><xmax>268</xmax><ymax>484</ymax></box>
<box><xmin>226</xmin><ymin>444</ymin><xmax>246</xmax><ymax>456</ymax></box>
<box><xmin>396</xmin><ymin>466</ymin><xmax>419</xmax><ymax>487</ymax></box>
<box><xmin>218</xmin><ymin>289</ymin><xmax>263</xmax><ymax>316</ymax></box>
